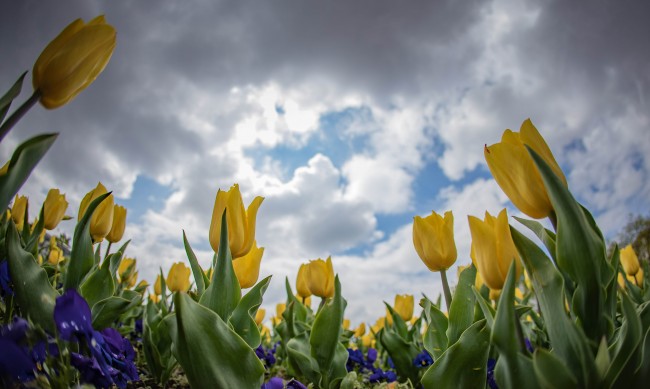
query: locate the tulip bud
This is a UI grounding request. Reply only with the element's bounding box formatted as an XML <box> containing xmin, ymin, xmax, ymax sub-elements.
<box><xmin>413</xmin><ymin>210</ymin><xmax>457</xmax><ymax>272</ymax></box>
<box><xmin>117</xmin><ymin>257</ymin><xmax>138</xmax><ymax>288</ymax></box>
<box><xmin>166</xmin><ymin>262</ymin><xmax>191</xmax><ymax>292</ymax></box>
<box><xmin>296</xmin><ymin>263</ymin><xmax>312</xmax><ymax>298</ymax></box>
<box><xmin>78</xmin><ymin>182</ymin><xmax>114</xmax><ymax>242</ymax></box>
<box><xmin>255</xmin><ymin>309</ymin><xmax>266</xmax><ymax>326</ymax></box>
<box><xmin>620</xmin><ymin>245</ymin><xmax>640</xmax><ymax>276</ymax></box>
<box><xmin>154</xmin><ymin>274</ymin><xmax>162</xmax><ymax>295</ymax></box>
<box><xmin>361</xmin><ymin>334</ymin><xmax>374</xmax><ymax>348</ymax></box>
<box><xmin>11</xmin><ymin>195</ymin><xmax>28</xmax><ymax>231</ymax></box>
<box><xmin>485</xmin><ymin>119</ymin><xmax>567</xmax><ymax>219</ymax></box>
<box><xmin>32</xmin><ymin>16</ymin><xmax>116</xmax><ymax>109</ymax></box>
<box><xmin>343</xmin><ymin>319</ymin><xmax>350</xmax><ymax>330</ymax></box>
<box><xmin>43</xmin><ymin>188</ymin><xmax>68</xmax><ymax>230</ymax></box>
<box><xmin>276</xmin><ymin>303</ymin><xmax>286</xmax><ymax>318</ymax></box>
<box><xmin>232</xmin><ymin>241</ymin><xmax>264</xmax><ymax>289</ymax></box>
<box><xmin>209</xmin><ymin>184</ymin><xmax>264</xmax><ymax>258</ymax></box>
<box><xmin>305</xmin><ymin>256</ymin><xmax>335</xmax><ymax>299</ymax></box>
<box><xmin>106</xmin><ymin>205</ymin><xmax>127</xmax><ymax>243</ymax></box>
<box><xmin>635</xmin><ymin>268</ymin><xmax>644</xmax><ymax>287</ymax></box>
<box><xmin>394</xmin><ymin>294</ymin><xmax>414</xmax><ymax>321</ymax></box>
<box><xmin>468</xmin><ymin>209</ymin><xmax>523</xmax><ymax>291</ymax></box>
<box><xmin>354</xmin><ymin>323</ymin><xmax>366</xmax><ymax>337</ymax></box>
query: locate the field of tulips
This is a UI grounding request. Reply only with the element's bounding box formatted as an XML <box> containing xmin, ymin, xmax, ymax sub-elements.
<box><xmin>2</xmin><ymin>15</ymin><xmax>650</xmax><ymax>389</ymax></box>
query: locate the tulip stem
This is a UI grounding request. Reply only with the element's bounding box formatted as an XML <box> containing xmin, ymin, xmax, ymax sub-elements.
<box><xmin>104</xmin><ymin>242</ymin><xmax>112</xmax><ymax>260</ymax></box>
<box><xmin>0</xmin><ymin>90</ymin><xmax>41</xmax><ymax>143</ymax></box>
<box><xmin>439</xmin><ymin>269</ymin><xmax>452</xmax><ymax>312</ymax></box>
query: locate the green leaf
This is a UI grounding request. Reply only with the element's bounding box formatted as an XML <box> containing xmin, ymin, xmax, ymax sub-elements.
<box><xmin>422</xmin><ymin>296</ymin><xmax>449</xmax><ymax>359</ymax></box>
<box><xmin>172</xmin><ymin>292</ymin><xmax>265</xmax><ymax>389</ymax></box>
<box><xmin>604</xmin><ymin>292</ymin><xmax>643</xmax><ymax>387</ymax></box>
<box><xmin>340</xmin><ymin>371</ymin><xmax>359</xmax><ymax>389</ymax></box>
<box><xmin>108</xmin><ymin>239</ymin><xmax>131</xmax><ymax>278</ymax></box>
<box><xmin>0</xmin><ymin>72</ymin><xmax>26</xmax><ymax>123</ymax></box>
<box><xmin>380</xmin><ymin>327</ymin><xmax>421</xmax><ymax>384</ymax></box>
<box><xmin>385</xmin><ymin>302</ymin><xmax>409</xmax><ymax>339</ymax></box>
<box><xmin>533</xmin><ymin>348</ymin><xmax>578</xmax><ymax>389</ymax></box>
<box><xmin>513</xmin><ymin>216</ymin><xmax>557</xmax><ymax>261</ymax></box>
<box><xmin>286</xmin><ymin>332</ymin><xmax>320</xmax><ymax>384</ymax></box>
<box><xmin>91</xmin><ymin>296</ymin><xmax>131</xmax><ymax>329</ymax></box>
<box><xmin>310</xmin><ymin>276</ymin><xmax>348</xmax><ymax>389</ymax></box>
<box><xmin>446</xmin><ymin>264</ymin><xmax>477</xmax><ymax>346</ymax></box>
<box><xmin>5</xmin><ymin>221</ymin><xmax>58</xmax><ymax>332</ymax></box>
<box><xmin>0</xmin><ymin>133</ymin><xmax>58</xmax><ymax>212</ymax></box>
<box><xmin>229</xmin><ymin>275</ymin><xmax>272</xmax><ymax>348</ymax></box>
<box><xmin>421</xmin><ymin>320</ymin><xmax>490</xmax><ymax>389</ymax></box>
<box><xmin>472</xmin><ymin>286</ymin><xmax>495</xmax><ymax>330</ymax></box>
<box><xmin>183</xmin><ymin>230</ymin><xmax>205</xmax><ymax>296</ymax></box>
<box><xmin>491</xmin><ymin>262</ymin><xmax>539</xmax><ymax>389</ymax></box>
<box><xmin>511</xmin><ymin>225</ymin><xmax>598</xmax><ymax>387</ymax></box>
<box><xmin>64</xmin><ymin>192</ymin><xmax>111</xmax><ymax>290</ymax></box>
<box><xmin>24</xmin><ymin>206</ymin><xmax>44</xmax><ymax>254</ymax></box>
<box><xmin>79</xmin><ymin>262</ymin><xmax>115</xmax><ymax>309</ymax></box>
<box><xmin>199</xmin><ymin>210</ymin><xmax>240</xmax><ymax>320</ymax></box>
<box><xmin>528</xmin><ymin>146</ymin><xmax>613</xmax><ymax>342</ymax></box>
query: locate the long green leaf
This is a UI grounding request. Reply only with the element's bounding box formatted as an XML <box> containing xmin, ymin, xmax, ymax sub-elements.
<box><xmin>0</xmin><ymin>72</ymin><xmax>26</xmax><ymax>123</ymax></box>
<box><xmin>90</xmin><ymin>296</ymin><xmax>131</xmax><ymax>329</ymax></box>
<box><xmin>230</xmin><ymin>275</ymin><xmax>272</xmax><ymax>348</ymax></box>
<box><xmin>0</xmin><ymin>133</ymin><xmax>58</xmax><ymax>212</ymax></box>
<box><xmin>183</xmin><ymin>230</ymin><xmax>205</xmax><ymax>296</ymax></box>
<box><xmin>446</xmin><ymin>264</ymin><xmax>477</xmax><ymax>346</ymax></box>
<box><xmin>533</xmin><ymin>348</ymin><xmax>578</xmax><ymax>389</ymax></box>
<box><xmin>64</xmin><ymin>192</ymin><xmax>111</xmax><ymax>290</ymax></box>
<box><xmin>422</xmin><ymin>296</ymin><xmax>449</xmax><ymax>359</ymax></box>
<box><xmin>5</xmin><ymin>221</ymin><xmax>58</xmax><ymax>332</ymax></box>
<box><xmin>80</xmin><ymin>262</ymin><xmax>115</xmax><ymax>309</ymax></box>
<box><xmin>604</xmin><ymin>292</ymin><xmax>643</xmax><ymax>387</ymax></box>
<box><xmin>380</xmin><ymin>327</ymin><xmax>421</xmax><ymax>385</ymax></box>
<box><xmin>172</xmin><ymin>292</ymin><xmax>264</xmax><ymax>389</ymax></box>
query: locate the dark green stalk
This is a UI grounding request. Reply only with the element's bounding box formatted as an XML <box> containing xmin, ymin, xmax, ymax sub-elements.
<box><xmin>440</xmin><ymin>269</ymin><xmax>452</xmax><ymax>312</ymax></box>
<box><xmin>0</xmin><ymin>90</ymin><xmax>41</xmax><ymax>142</ymax></box>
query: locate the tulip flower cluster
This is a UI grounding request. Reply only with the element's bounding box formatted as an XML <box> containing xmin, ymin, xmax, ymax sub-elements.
<box><xmin>2</xmin><ymin>12</ymin><xmax>650</xmax><ymax>389</ymax></box>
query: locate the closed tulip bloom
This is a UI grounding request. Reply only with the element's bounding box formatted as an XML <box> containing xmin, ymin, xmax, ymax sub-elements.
<box><xmin>255</xmin><ymin>309</ymin><xmax>266</xmax><ymax>326</ymax></box>
<box><xmin>413</xmin><ymin>211</ymin><xmax>457</xmax><ymax>272</ymax></box>
<box><xmin>232</xmin><ymin>241</ymin><xmax>264</xmax><ymax>289</ymax></box>
<box><xmin>620</xmin><ymin>245</ymin><xmax>640</xmax><ymax>276</ymax></box>
<box><xmin>78</xmin><ymin>182</ymin><xmax>114</xmax><ymax>242</ymax></box>
<box><xmin>394</xmin><ymin>294</ymin><xmax>414</xmax><ymax>321</ymax></box>
<box><xmin>43</xmin><ymin>189</ymin><xmax>68</xmax><ymax>230</ymax></box>
<box><xmin>118</xmin><ymin>257</ymin><xmax>138</xmax><ymax>288</ymax></box>
<box><xmin>11</xmin><ymin>195</ymin><xmax>28</xmax><ymax>231</ymax></box>
<box><xmin>305</xmin><ymin>257</ymin><xmax>335</xmax><ymax>299</ymax></box>
<box><xmin>485</xmin><ymin>119</ymin><xmax>567</xmax><ymax>219</ymax></box>
<box><xmin>209</xmin><ymin>184</ymin><xmax>264</xmax><ymax>258</ymax></box>
<box><xmin>32</xmin><ymin>16</ymin><xmax>116</xmax><ymax>109</ymax></box>
<box><xmin>296</xmin><ymin>263</ymin><xmax>312</xmax><ymax>298</ymax></box>
<box><xmin>635</xmin><ymin>268</ymin><xmax>644</xmax><ymax>286</ymax></box>
<box><xmin>166</xmin><ymin>262</ymin><xmax>191</xmax><ymax>292</ymax></box>
<box><xmin>106</xmin><ymin>205</ymin><xmax>127</xmax><ymax>243</ymax></box>
<box><xmin>468</xmin><ymin>209</ymin><xmax>523</xmax><ymax>291</ymax></box>
<box><xmin>48</xmin><ymin>247</ymin><xmax>64</xmax><ymax>265</ymax></box>
<box><xmin>362</xmin><ymin>334</ymin><xmax>374</xmax><ymax>348</ymax></box>
<box><xmin>343</xmin><ymin>319</ymin><xmax>350</xmax><ymax>330</ymax></box>
<box><xmin>354</xmin><ymin>323</ymin><xmax>366</xmax><ymax>337</ymax></box>
<box><xmin>154</xmin><ymin>275</ymin><xmax>162</xmax><ymax>295</ymax></box>
<box><xmin>276</xmin><ymin>303</ymin><xmax>286</xmax><ymax>318</ymax></box>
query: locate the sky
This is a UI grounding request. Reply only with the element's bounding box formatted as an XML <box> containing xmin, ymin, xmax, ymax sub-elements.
<box><xmin>1</xmin><ymin>0</ymin><xmax>649</xmax><ymax>326</ymax></box>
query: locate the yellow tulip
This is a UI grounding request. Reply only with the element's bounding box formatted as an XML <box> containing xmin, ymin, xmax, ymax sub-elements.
<box><xmin>209</xmin><ymin>184</ymin><xmax>264</xmax><ymax>258</ymax></box>
<box><xmin>296</xmin><ymin>263</ymin><xmax>312</xmax><ymax>298</ymax></box>
<box><xmin>343</xmin><ymin>319</ymin><xmax>350</xmax><ymax>330</ymax></box>
<box><xmin>361</xmin><ymin>334</ymin><xmax>375</xmax><ymax>348</ymax></box>
<box><xmin>394</xmin><ymin>294</ymin><xmax>414</xmax><ymax>321</ymax></box>
<box><xmin>305</xmin><ymin>256</ymin><xmax>335</xmax><ymax>299</ymax></box>
<box><xmin>118</xmin><ymin>257</ymin><xmax>138</xmax><ymax>288</ymax></box>
<box><xmin>354</xmin><ymin>322</ymin><xmax>366</xmax><ymax>337</ymax></box>
<box><xmin>413</xmin><ymin>210</ymin><xmax>457</xmax><ymax>272</ymax></box>
<box><xmin>32</xmin><ymin>15</ymin><xmax>116</xmax><ymax>109</ymax></box>
<box><xmin>0</xmin><ymin>161</ymin><xmax>8</xmax><ymax>176</ymax></box>
<box><xmin>166</xmin><ymin>262</ymin><xmax>191</xmax><ymax>292</ymax></box>
<box><xmin>489</xmin><ymin>289</ymin><xmax>501</xmax><ymax>301</ymax></box>
<box><xmin>255</xmin><ymin>309</ymin><xmax>266</xmax><ymax>325</ymax></box>
<box><xmin>620</xmin><ymin>245</ymin><xmax>640</xmax><ymax>276</ymax></box>
<box><xmin>149</xmin><ymin>294</ymin><xmax>160</xmax><ymax>303</ymax></box>
<box><xmin>232</xmin><ymin>241</ymin><xmax>264</xmax><ymax>288</ymax></box>
<box><xmin>11</xmin><ymin>195</ymin><xmax>28</xmax><ymax>231</ymax></box>
<box><xmin>276</xmin><ymin>303</ymin><xmax>286</xmax><ymax>318</ymax></box>
<box><xmin>300</xmin><ymin>295</ymin><xmax>312</xmax><ymax>307</ymax></box>
<box><xmin>43</xmin><ymin>188</ymin><xmax>68</xmax><ymax>230</ymax></box>
<box><xmin>468</xmin><ymin>209</ymin><xmax>523</xmax><ymax>290</ymax></box>
<box><xmin>475</xmin><ymin>267</ymin><xmax>485</xmax><ymax>290</ymax></box>
<box><xmin>484</xmin><ymin>119</ymin><xmax>567</xmax><ymax>219</ymax></box>
<box><xmin>385</xmin><ymin>311</ymin><xmax>394</xmax><ymax>326</ymax></box>
<box><xmin>48</xmin><ymin>246</ymin><xmax>64</xmax><ymax>265</ymax></box>
<box><xmin>636</xmin><ymin>268</ymin><xmax>644</xmax><ymax>287</ymax></box>
<box><xmin>154</xmin><ymin>275</ymin><xmax>162</xmax><ymax>295</ymax></box>
<box><xmin>106</xmin><ymin>205</ymin><xmax>127</xmax><ymax>243</ymax></box>
<box><xmin>78</xmin><ymin>182</ymin><xmax>114</xmax><ymax>242</ymax></box>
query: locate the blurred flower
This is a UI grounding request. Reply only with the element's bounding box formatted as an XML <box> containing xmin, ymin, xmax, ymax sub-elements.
<box><xmin>343</xmin><ymin>319</ymin><xmax>350</xmax><ymax>330</ymax></box>
<box><xmin>261</xmin><ymin>377</ymin><xmax>284</xmax><ymax>389</ymax></box>
<box><xmin>43</xmin><ymin>188</ymin><xmax>68</xmax><ymax>230</ymax></box>
<box><xmin>296</xmin><ymin>263</ymin><xmax>312</xmax><ymax>299</ymax></box>
<box><xmin>0</xmin><ymin>318</ymin><xmax>37</xmax><ymax>384</ymax></box>
<box><xmin>0</xmin><ymin>261</ymin><xmax>12</xmax><ymax>296</ymax></box>
<box><xmin>485</xmin><ymin>119</ymin><xmax>567</xmax><ymax>219</ymax></box>
<box><xmin>48</xmin><ymin>236</ymin><xmax>64</xmax><ymax>265</ymax></box>
<box><xmin>78</xmin><ymin>182</ymin><xmax>114</xmax><ymax>242</ymax></box>
<box><xmin>32</xmin><ymin>15</ymin><xmax>116</xmax><ymax>109</ymax></box>
<box><xmin>413</xmin><ymin>350</ymin><xmax>433</xmax><ymax>368</ymax></box>
<box><xmin>620</xmin><ymin>245</ymin><xmax>641</xmax><ymax>276</ymax></box>
<box><xmin>209</xmin><ymin>183</ymin><xmax>264</xmax><ymax>258</ymax></box>
<box><xmin>354</xmin><ymin>322</ymin><xmax>366</xmax><ymax>337</ymax></box>
<box><xmin>305</xmin><ymin>256</ymin><xmax>335</xmax><ymax>299</ymax></box>
<box><xmin>286</xmin><ymin>379</ymin><xmax>308</xmax><ymax>389</ymax></box>
<box><xmin>154</xmin><ymin>274</ymin><xmax>162</xmax><ymax>295</ymax></box>
<box><xmin>233</xmin><ymin>241</ymin><xmax>264</xmax><ymax>288</ymax></box>
<box><xmin>11</xmin><ymin>195</ymin><xmax>28</xmax><ymax>231</ymax></box>
<box><xmin>255</xmin><ymin>343</ymin><xmax>277</xmax><ymax>368</ymax></box>
<box><xmin>106</xmin><ymin>205</ymin><xmax>126</xmax><ymax>243</ymax></box>
<box><xmin>255</xmin><ymin>309</ymin><xmax>266</xmax><ymax>326</ymax></box>
<box><xmin>166</xmin><ymin>262</ymin><xmax>190</xmax><ymax>292</ymax></box>
<box><xmin>149</xmin><ymin>294</ymin><xmax>160</xmax><ymax>303</ymax></box>
<box><xmin>413</xmin><ymin>210</ymin><xmax>457</xmax><ymax>272</ymax></box>
<box><xmin>394</xmin><ymin>294</ymin><xmax>414</xmax><ymax>321</ymax></box>
<box><xmin>636</xmin><ymin>268</ymin><xmax>644</xmax><ymax>286</ymax></box>
<box><xmin>0</xmin><ymin>161</ymin><xmax>8</xmax><ymax>176</ymax></box>
<box><xmin>276</xmin><ymin>303</ymin><xmax>286</xmax><ymax>318</ymax></box>
<box><xmin>117</xmin><ymin>258</ymin><xmax>138</xmax><ymax>288</ymax></box>
<box><xmin>361</xmin><ymin>334</ymin><xmax>375</xmax><ymax>348</ymax></box>
<box><xmin>487</xmin><ymin>358</ymin><xmax>498</xmax><ymax>389</ymax></box>
<box><xmin>468</xmin><ymin>209</ymin><xmax>523</xmax><ymax>290</ymax></box>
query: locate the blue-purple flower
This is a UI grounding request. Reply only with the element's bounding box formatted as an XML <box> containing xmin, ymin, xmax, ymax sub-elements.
<box><xmin>261</xmin><ymin>376</ymin><xmax>284</xmax><ymax>389</ymax></box>
<box><xmin>0</xmin><ymin>260</ymin><xmax>13</xmax><ymax>297</ymax></box>
<box><xmin>487</xmin><ymin>358</ymin><xmax>499</xmax><ymax>389</ymax></box>
<box><xmin>413</xmin><ymin>350</ymin><xmax>433</xmax><ymax>368</ymax></box>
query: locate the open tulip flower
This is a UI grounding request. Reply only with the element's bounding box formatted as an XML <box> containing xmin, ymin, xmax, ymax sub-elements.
<box><xmin>209</xmin><ymin>183</ymin><xmax>264</xmax><ymax>258</ymax></box>
<box><xmin>468</xmin><ymin>208</ymin><xmax>523</xmax><ymax>290</ymax></box>
<box><xmin>484</xmin><ymin>119</ymin><xmax>567</xmax><ymax>219</ymax></box>
<box><xmin>42</xmin><ymin>188</ymin><xmax>68</xmax><ymax>230</ymax></box>
<box><xmin>305</xmin><ymin>256</ymin><xmax>335</xmax><ymax>299</ymax></box>
<box><xmin>32</xmin><ymin>15</ymin><xmax>116</xmax><ymax>109</ymax></box>
<box><xmin>232</xmin><ymin>240</ymin><xmax>264</xmax><ymax>289</ymax></box>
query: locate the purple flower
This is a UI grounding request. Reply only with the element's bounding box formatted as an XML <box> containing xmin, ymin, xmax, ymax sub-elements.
<box><xmin>413</xmin><ymin>350</ymin><xmax>433</xmax><ymax>368</ymax></box>
<box><xmin>366</xmin><ymin>347</ymin><xmax>378</xmax><ymax>363</ymax></box>
<box><xmin>487</xmin><ymin>358</ymin><xmax>499</xmax><ymax>389</ymax></box>
<box><xmin>261</xmin><ymin>376</ymin><xmax>284</xmax><ymax>389</ymax></box>
<box><xmin>71</xmin><ymin>352</ymin><xmax>115</xmax><ymax>389</ymax></box>
<box><xmin>286</xmin><ymin>378</ymin><xmax>308</xmax><ymax>389</ymax></box>
<box><xmin>0</xmin><ymin>260</ymin><xmax>13</xmax><ymax>297</ymax></box>
<box><xmin>368</xmin><ymin>367</ymin><xmax>397</xmax><ymax>383</ymax></box>
<box><xmin>256</xmin><ymin>344</ymin><xmax>277</xmax><ymax>368</ymax></box>
<box><xmin>54</xmin><ymin>289</ymin><xmax>94</xmax><ymax>341</ymax></box>
<box><xmin>0</xmin><ymin>338</ymin><xmax>35</xmax><ymax>383</ymax></box>
<box><xmin>525</xmin><ymin>338</ymin><xmax>534</xmax><ymax>354</ymax></box>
